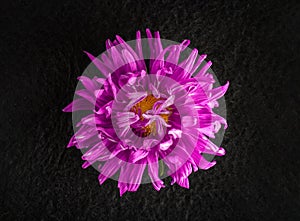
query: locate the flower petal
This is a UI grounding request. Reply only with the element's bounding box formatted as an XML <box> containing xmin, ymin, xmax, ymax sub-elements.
<box><xmin>159</xmin><ymin>137</ymin><xmax>173</xmax><ymax>151</ymax></box>
<box><xmin>129</xmin><ymin>149</ymin><xmax>149</xmax><ymax>163</ymax></box>
<box><xmin>195</xmin><ymin>60</ymin><xmax>212</xmax><ymax>76</ymax></box>
<box><xmin>75</xmin><ymin>89</ymin><xmax>95</xmax><ymax>104</ymax></box>
<box><xmin>208</xmin><ymin>81</ymin><xmax>230</xmax><ymax>102</ymax></box>
<box><xmin>121</xmin><ymin>49</ymin><xmax>137</xmax><ymax>72</ymax></box>
<box><xmin>148</xmin><ymin>151</ymin><xmax>165</xmax><ymax>191</ymax></box>
<box><xmin>62</xmin><ymin>99</ymin><xmax>93</xmax><ymax>112</ymax></box>
<box><xmin>98</xmin><ymin>157</ymin><xmax>124</xmax><ymax>185</ymax></box>
<box><xmin>83</xmin><ymin>51</ymin><xmax>110</xmax><ymax>77</ymax></box>
<box><xmin>118</xmin><ymin>162</ymin><xmax>146</xmax><ymax>195</ymax></box>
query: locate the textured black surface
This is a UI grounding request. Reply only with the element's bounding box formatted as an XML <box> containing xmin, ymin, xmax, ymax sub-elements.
<box><xmin>1</xmin><ymin>0</ymin><xmax>299</xmax><ymax>220</ymax></box>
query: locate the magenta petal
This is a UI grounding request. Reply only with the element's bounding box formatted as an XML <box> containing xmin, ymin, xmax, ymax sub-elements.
<box><xmin>118</xmin><ymin>163</ymin><xmax>146</xmax><ymax>194</ymax></box>
<box><xmin>83</xmin><ymin>51</ymin><xmax>110</xmax><ymax>77</ymax></box>
<box><xmin>180</xmin><ymin>39</ymin><xmax>190</xmax><ymax>50</ymax></box>
<box><xmin>169</xmin><ymin>162</ymin><xmax>192</xmax><ymax>189</ymax></box>
<box><xmin>198</xmin><ymin>156</ymin><xmax>217</xmax><ymax>170</ymax></box>
<box><xmin>129</xmin><ymin>149</ymin><xmax>149</xmax><ymax>163</ymax></box>
<box><xmin>202</xmin><ymin>147</ymin><xmax>226</xmax><ymax>156</ymax></box>
<box><xmin>122</xmin><ymin>49</ymin><xmax>137</xmax><ymax>72</ymax></box>
<box><xmin>75</xmin><ymin>89</ymin><xmax>95</xmax><ymax>104</ymax></box>
<box><xmin>209</xmin><ymin>81</ymin><xmax>230</xmax><ymax>102</ymax></box>
<box><xmin>98</xmin><ymin>157</ymin><xmax>124</xmax><ymax>185</ymax></box>
<box><xmin>154</xmin><ymin>31</ymin><xmax>163</xmax><ymax>54</ymax></box>
<box><xmin>116</xmin><ymin>35</ymin><xmax>146</xmax><ymax>70</ymax></box>
<box><xmin>178</xmin><ymin>177</ymin><xmax>190</xmax><ymax>189</ymax></box>
<box><xmin>135</xmin><ymin>30</ymin><xmax>144</xmax><ymax>62</ymax></box>
<box><xmin>109</xmin><ymin>143</ymin><xmax>125</xmax><ymax>159</ymax></box>
<box><xmin>168</xmin><ymin>129</ymin><xmax>182</xmax><ymax>139</ymax></box>
<box><xmin>100</xmin><ymin>53</ymin><xmax>114</xmax><ymax>70</ymax></box>
<box><xmin>62</xmin><ymin>99</ymin><xmax>93</xmax><ymax>112</ymax></box>
<box><xmin>118</xmin><ymin>166</ymin><xmax>148</xmax><ymax>194</ymax></box>
<box><xmin>77</xmin><ymin>76</ymin><xmax>98</xmax><ymax>92</ymax></box>
<box><xmin>196</xmin><ymin>60</ymin><xmax>212</xmax><ymax>76</ymax></box>
<box><xmin>110</xmin><ymin>46</ymin><xmax>124</xmax><ymax>68</ymax></box>
<box><xmin>67</xmin><ymin>135</ymin><xmax>77</xmax><ymax>148</ymax></box>
<box><xmin>105</xmin><ymin>39</ymin><xmax>114</xmax><ymax>50</ymax></box>
<box><xmin>81</xmin><ymin>142</ymin><xmax>107</xmax><ymax>161</ymax></box>
<box><xmin>159</xmin><ymin>138</ymin><xmax>173</xmax><ymax>151</ymax></box>
<box><xmin>77</xmin><ymin>114</ymin><xmax>96</xmax><ymax>127</ymax></box>
<box><xmin>118</xmin><ymin>182</ymin><xmax>128</xmax><ymax>196</ymax></box>
<box><xmin>212</xmin><ymin>113</ymin><xmax>228</xmax><ymax>129</ymax></box>
<box><xmin>190</xmin><ymin>54</ymin><xmax>207</xmax><ymax>75</ymax></box>
<box><xmin>148</xmin><ymin>151</ymin><xmax>165</xmax><ymax>191</ymax></box>
<box><xmin>178</xmin><ymin>48</ymin><xmax>198</xmax><ymax>79</ymax></box>
<box><xmin>82</xmin><ymin>161</ymin><xmax>91</xmax><ymax>169</ymax></box>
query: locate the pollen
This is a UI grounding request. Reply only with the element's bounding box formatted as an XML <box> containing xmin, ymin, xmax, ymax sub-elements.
<box><xmin>130</xmin><ymin>95</ymin><xmax>171</xmax><ymax>136</ymax></box>
<box><xmin>130</xmin><ymin>95</ymin><xmax>160</xmax><ymax>116</ymax></box>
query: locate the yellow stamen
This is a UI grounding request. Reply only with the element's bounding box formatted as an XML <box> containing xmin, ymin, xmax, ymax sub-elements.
<box><xmin>130</xmin><ymin>95</ymin><xmax>172</xmax><ymax>136</ymax></box>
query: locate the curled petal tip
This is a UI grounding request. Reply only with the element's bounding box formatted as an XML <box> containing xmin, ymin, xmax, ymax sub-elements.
<box><xmin>98</xmin><ymin>174</ymin><xmax>107</xmax><ymax>185</ymax></box>
<box><xmin>115</xmin><ymin>35</ymin><xmax>125</xmax><ymax>43</ymax></box>
<box><xmin>82</xmin><ymin>161</ymin><xmax>90</xmax><ymax>169</ymax></box>
<box><xmin>154</xmin><ymin>182</ymin><xmax>165</xmax><ymax>191</ymax></box>
<box><xmin>67</xmin><ymin>139</ymin><xmax>74</xmax><ymax>147</ymax></box>
<box><xmin>204</xmin><ymin>160</ymin><xmax>217</xmax><ymax>170</ymax></box>
<box><xmin>83</xmin><ymin>50</ymin><xmax>91</xmax><ymax>57</ymax></box>
<box><xmin>105</xmin><ymin>39</ymin><xmax>114</xmax><ymax>49</ymax></box>
<box><xmin>119</xmin><ymin>185</ymin><xmax>128</xmax><ymax>197</ymax></box>
<box><xmin>136</xmin><ymin>30</ymin><xmax>141</xmax><ymax>39</ymax></box>
<box><xmin>221</xmin><ymin>81</ymin><xmax>230</xmax><ymax>96</ymax></box>
<box><xmin>224</xmin><ymin>81</ymin><xmax>230</xmax><ymax>91</ymax></box>
<box><xmin>219</xmin><ymin>147</ymin><xmax>226</xmax><ymax>156</ymax></box>
<box><xmin>181</xmin><ymin>39</ymin><xmax>190</xmax><ymax>49</ymax></box>
<box><xmin>146</xmin><ymin>28</ymin><xmax>152</xmax><ymax>38</ymax></box>
<box><xmin>154</xmin><ymin>31</ymin><xmax>161</xmax><ymax>39</ymax></box>
<box><xmin>62</xmin><ymin>102</ymin><xmax>73</xmax><ymax>112</ymax></box>
<box><xmin>83</xmin><ymin>51</ymin><xmax>95</xmax><ymax>61</ymax></box>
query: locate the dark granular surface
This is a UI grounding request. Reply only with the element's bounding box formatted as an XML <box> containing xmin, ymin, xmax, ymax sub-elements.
<box><xmin>1</xmin><ymin>0</ymin><xmax>299</xmax><ymax>220</ymax></box>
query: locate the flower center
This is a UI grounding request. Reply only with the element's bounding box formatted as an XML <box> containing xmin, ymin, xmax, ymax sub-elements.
<box><xmin>130</xmin><ymin>95</ymin><xmax>171</xmax><ymax>137</ymax></box>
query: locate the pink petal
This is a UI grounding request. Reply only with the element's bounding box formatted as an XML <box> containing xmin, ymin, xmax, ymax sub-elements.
<box><xmin>75</xmin><ymin>89</ymin><xmax>95</xmax><ymax>104</ymax></box>
<box><xmin>121</xmin><ymin>49</ymin><xmax>137</xmax><ymax>72</ymax></box>
<box><xmin>209</xmin><ymin>81</ymin><xmax>230</xmax><ymax>102</ymax></box>
<box><xmin>147</xmin><ymin>151</ymin><xmax>165</xmax><ymax>191</ymax></box>
<box><xmin>62</xmin><ymin>99</ymin><xmax>93</xmax><ymax>112</ymax></box>
<box><xmin>83</xmin><ymin>51</ymin><xmax>110</xmax><ymax>77</ymax></box>
<box><xmin>118</xmin><ymin>162</ymin><xmax>146</xmax><ymax>195</ymax></box>
<box><xmin>98</xmin><ymin>157</ymin><xmax>124</xmax><ymax>185</ymax></box>
<box><xmin>129</xmin><ymin>149</ymin><xmax>149</xmax><ymax>163</ymax></box>
<box><xmin>196</xmin><ymin>60</ymin><xmax>212</xmax><ymax>76</ymax></box>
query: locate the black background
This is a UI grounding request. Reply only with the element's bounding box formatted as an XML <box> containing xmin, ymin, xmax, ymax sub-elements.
<box><xmin>1</xmin><ymin>0</ymin><xmax>299</xmax><ymax>220</ymax></box>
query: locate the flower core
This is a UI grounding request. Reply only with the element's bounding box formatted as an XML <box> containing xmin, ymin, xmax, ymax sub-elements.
<box><xmin>130</xmin><ymin>95</ymin><xmax>171</xmax><ymax>137</ymax></box>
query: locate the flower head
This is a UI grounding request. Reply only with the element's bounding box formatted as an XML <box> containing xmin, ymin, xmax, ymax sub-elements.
<box><xmin>63</xmin><ymin>29</ymin><xmax>229</xmax><ymax>196</ymax></box>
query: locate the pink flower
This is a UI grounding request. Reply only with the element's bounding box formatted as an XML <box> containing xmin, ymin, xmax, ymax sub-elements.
<box><xmin>63</xmin><ymin>29</ymin><xmax>229</xmax><ymax>196</ymax></box>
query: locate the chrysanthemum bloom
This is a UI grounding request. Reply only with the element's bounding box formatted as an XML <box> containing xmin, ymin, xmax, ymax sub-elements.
<box><xmin>63</xmin><ymin>29</ymin><xmax>229</xmax><ymax>196</ymax></box>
